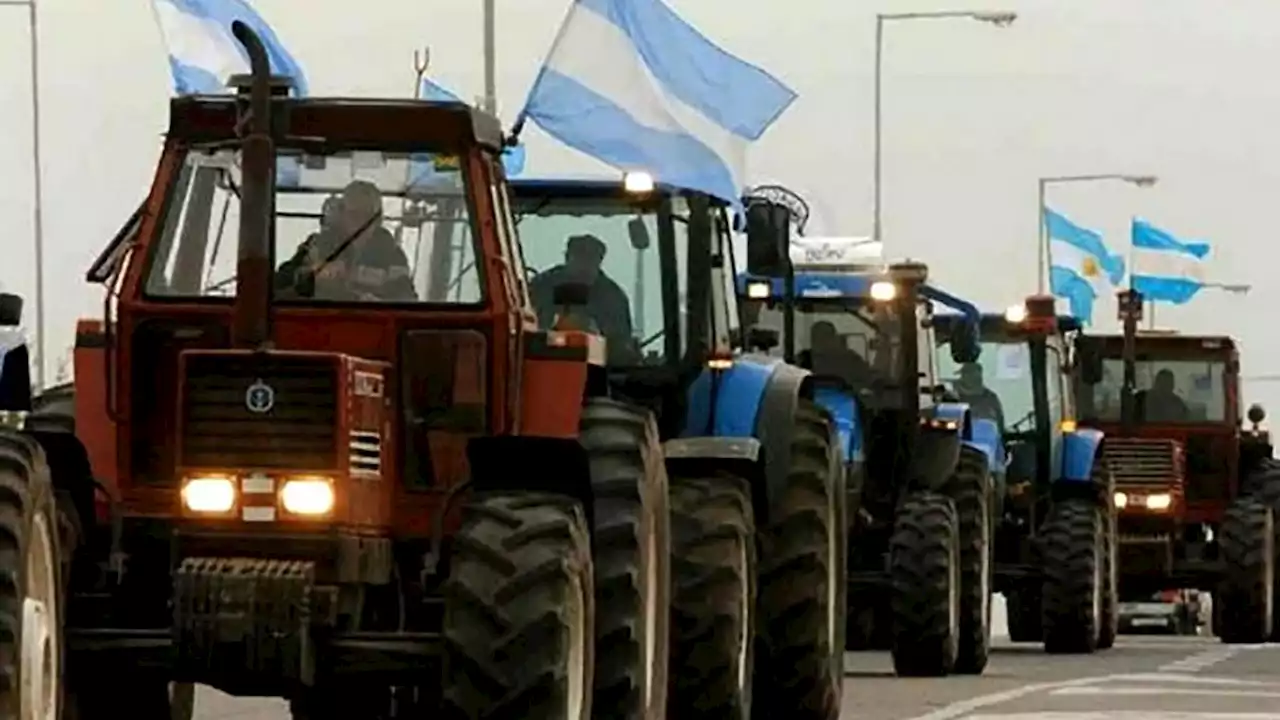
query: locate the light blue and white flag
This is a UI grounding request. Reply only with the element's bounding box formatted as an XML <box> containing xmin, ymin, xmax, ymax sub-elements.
<box><xmin>1046</xmin><ymin>208</ymin><xmax>1126</xmax><ymax>325</ymax></box>
<box><xmin>1131</xmin><ymin>219</ymin><xmax>1211</xmax><ymax>305</ymax></box>
<box><xmin>151</xmin><ymin>0</ymin><xmax>308</xmax><ymax>96</ymax></box>
<box><xmin>517</xmin><ymin>0</ymin><xmax>797</xmax><ymax>205</ymax></box>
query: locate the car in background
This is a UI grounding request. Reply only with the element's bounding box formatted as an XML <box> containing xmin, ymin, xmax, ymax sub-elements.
<box><xmin>1119</xmin><ymin>590</ymin><xmax>1204</xmax><ymax>635</ymax></box>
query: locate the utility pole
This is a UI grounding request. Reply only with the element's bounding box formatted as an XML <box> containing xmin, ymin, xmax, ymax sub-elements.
<box><xmin>0</xmin><ymin>0</ymin><xmax>45</xmax><ymax>390</ymax></box>
<box><xmin>482</xmin><ymin>0</ymin><xmax>497</xmax><ymax>115</ymax></box>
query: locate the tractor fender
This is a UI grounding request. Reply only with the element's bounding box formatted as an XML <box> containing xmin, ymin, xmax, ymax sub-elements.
<box><xmin>1059</xmin><ymin>428</ymin><xmax>1105</xmax><ymax>483</ymax></box>
<box><xmin>0</xmin><ymin>331</ymin><xmax>31</xmax><ymax>413</ymax></box>
<box><xmin>812</xmin><ymin>384</ymin><xmax>863</xmax><ymax>464</ymax></box>
<box><xmin>683</xmin><ymin>354</ymin><xmax>825</xmax><ymax>522</ymax></box>
<box><xmin>466</xmin><ymin>435</ymin><xmax>595</xmax><ymax>530</ymax></box>
<box><xmin>663</xmin><ymin>436</ymin><xmax>763</xmax><ymax>490</ymax></box>
<box><xmin>909</xmin><ymin>425</ymin><xmax>963</xmax><ymax>493</ymax></box>
<box><xmin>964</xmin><ymin>417</ymin><xmax>1006</xmax><ymax>476</ymax></box>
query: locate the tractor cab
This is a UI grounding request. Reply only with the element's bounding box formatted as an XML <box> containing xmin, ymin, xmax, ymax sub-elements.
<box><xmin>933</xmin><ymin>297</ymin><xmax>1082</xmax><ymax>495</ymax></box>
<box><xmin>510</xmin><ymin>175</ymin><xmax>735</xmax><ymax>435</ymax></box>
<box><xmin>1074</xmin><ymin>331</ymin><xmax>1253</xmax><ymax>523</ymax></box>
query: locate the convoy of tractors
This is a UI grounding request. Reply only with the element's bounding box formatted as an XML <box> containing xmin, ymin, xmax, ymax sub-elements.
<box><xmin>0</xmin><ymin>20</ymin><xmax>1272</xmax><ymax>720</ymax></box>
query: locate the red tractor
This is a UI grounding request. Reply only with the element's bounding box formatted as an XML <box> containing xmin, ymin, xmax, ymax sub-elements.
<box><xmin>1074</xmin><ymin>290</ymin><xmax>1277</xmax><ymax>644</ymax></box>
<box><xmin>0</xmin><ymin>24</ymin><xmax>697</xmax><ymax>719</ymax></box>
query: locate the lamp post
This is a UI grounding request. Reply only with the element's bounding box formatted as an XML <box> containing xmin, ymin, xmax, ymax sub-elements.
<box><xmin>0</xmin><ymin>0</ymin><xmax>44</xmax><ymax>389</ymax></box>
<box><xmin>872</xmin><ymin>10</ymin><xmax>1017</xmax><ymax>246</ymax></box>
<box><xmin>1037</xmin><ymin>173</ymin><xmax>1157</xmax><ymax>294</ymax></box>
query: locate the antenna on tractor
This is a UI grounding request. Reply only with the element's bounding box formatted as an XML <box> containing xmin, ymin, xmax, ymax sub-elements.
<box><xmin>230</xmin><ymin>20</ymin><xmax>276</xmax><ymax>350</ymax></box>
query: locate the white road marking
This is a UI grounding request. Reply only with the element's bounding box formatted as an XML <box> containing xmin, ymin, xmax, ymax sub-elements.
<box><xmin>902</xmin><ymin>675</ymin><xmax>1123</xmax><ymax>720</ymax></box>
<box><xmin>962</xmin><ymin>707</ymin><xmax>1280</xmax><ymax>712</ymax></box>
<box><xmin>1052</xmin><ymin>686</ymin><xmax>1280</xmax><ymax>699</ymax></box>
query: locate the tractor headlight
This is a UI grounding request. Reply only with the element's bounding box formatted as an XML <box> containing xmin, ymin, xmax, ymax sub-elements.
<box><xmin>1113</xmin><ymin>491</ymin><xmax>1128</xmax><ymax>509</ymax></box>
<box><xmin>1145</xmin><ymin>493</ymin><xmax>1172</xmax><ymax>511</ymax></box>
<box><xmin>182</xmin><ymin>476</ymin><xmax>236</xmax><ymax>513</ymax></box>
<box><xmin>870</xmin><ymin>281</ymin><xmax>897</xmax><ymax>301</ymax></box>
<box><xmin>746</xmin><ymin>280</ymin><xmax>771</xmax><ymax>299</ymax></box>
<box><xmin>1004</xmin><ymin>304</ymin><xmax>1028</xmax><ymax>323</ymax></box>
<box><xmin>623</xmin><ymin>171</ymin><xmax>655</xmax><ymax>194</ymax></box>
<box><xmin>280</xmin><ymin>477</ymin><xmax>336</xmax><ymax>516</ymax></box>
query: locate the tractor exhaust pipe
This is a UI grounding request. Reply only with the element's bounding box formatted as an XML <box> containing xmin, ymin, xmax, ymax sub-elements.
<box><xmin>230</xmin><ymin>20</ymin><xmax>275</xmax><ymax>349</ymax></box>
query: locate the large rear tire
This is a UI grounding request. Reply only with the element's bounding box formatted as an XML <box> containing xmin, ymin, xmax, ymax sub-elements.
<box><xmin>442</xmin><ymin>492</ymin><xmax>594</xmax><ymax>720</ymax></box>
<box><xmin>667</xmin><ymin>474</ymin><xmax>755</xmax><ymax>719</ymax></box>
<box><xmin>1217</xmin><ymin>496</ymin><xmax>1274</xmax><ymax>644</ymax></box>
<box><xmin>0</xmin><ymin>431</ymin><xmax>63</xmax><ymax>720</ymax></box>
<box><xmin>580</xmin><ymin>398</ymin><xmax>670</xmax><ymax>720</ymax></box>
<box><xmin>890</xmin><ymin>491</ymin><xmax>960</xmax><ymax>677</ymax></box>
<box><xmin>1041</xmin><ymin>499</ymin><xmax>1102</xmax><ymax>654</ymax></box>
<box><xmin>1097</xmin><ymin>510</ymin><xmax>1118</xmax><ymax>650</ymax></box>
<box><xmin>753</xmin><ymin>400</ymin><xmax>844</xmax><ymax>720</ymax></box>
<box><xmin>948</xmin><ymin>446</ymin><xmax>992</xmax><ymax>675</ymax></box>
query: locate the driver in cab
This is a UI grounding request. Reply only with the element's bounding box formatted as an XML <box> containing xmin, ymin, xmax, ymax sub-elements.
<box><xmin>800</xmin><ymin>321</ymin><xmax>875</xmax><ymax>388</ymax></box>
<box><xmin>529</xmin><ymin>234</ymin><xmax>636</xmax><ymax>363</ymax></box>
<box><xmin>954</xmin><ymin>362</ymin><xmax>1006</xmax><ymax>432</ymax></box>
<box><xmin>276</xmin><ymin>180</ymin><xmax>417</xmax><ymax>302</ymax></box>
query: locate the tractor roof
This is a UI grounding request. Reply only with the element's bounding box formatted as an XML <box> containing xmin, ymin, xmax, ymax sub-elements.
<box><xmin>510</xmin><ymin>176</ymin><xmax>689</xmax><ymax>199</ymax></box>
<box><xmin>932</xmin><ymin>312</ymin><xmax>1081</xmax><ymax>337</ymax></box>
<box><xmin>1080</xmin><ymin>332</ymin><xmax>1237</xmax><ymax>354</ymax></box>
<box><xmin>167</xmin><ymin>95</ymin><xmax>505</xmax><ymax>153</ymax></box>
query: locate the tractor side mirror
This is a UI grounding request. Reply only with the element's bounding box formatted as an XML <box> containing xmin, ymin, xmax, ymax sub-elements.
<box><xmin>744</xmin><ymin>201</ymin><xmax>790</xmax><ymax>276</ymax></box>
<box><xmin>0</xmin><ymin>294</ymin><xmax>22</xmax><ymax>327</ymax></box>
<box><xmin>627</xmin><ymin>217</ymin><xmax>651</xmax><ymax>251</ymax></box>
<box><xmin>948</xmin><ymin>321</ymin><xmax>980</xmax><ymax>364</ymax></box>
<box><xmin>1248</xmin><ymin>403</ymin><xmax>1266</xmax><ymax>426</ymax></box>
<box><xmin>746</xmin><ymin>327</ymin><xmax>780</xmax><ymax>352</ymax></box>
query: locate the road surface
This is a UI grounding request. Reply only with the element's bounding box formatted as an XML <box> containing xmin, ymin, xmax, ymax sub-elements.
<box><xmin>192</xmin><ymin>596</ymin><xmax>1280</xmax><ymax>719</ymax></box>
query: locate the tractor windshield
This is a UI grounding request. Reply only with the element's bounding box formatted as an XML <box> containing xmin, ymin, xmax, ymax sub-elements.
<box><xmin>937</xmin><ymin>339</ymin><xmax>1037</xmax><ymax>435</ymax></box>
<box><xmin>1078</xmin><ymin>358</ymin><xmax>1228</xmax><ymax>423</ymax></box>
<box><xmin>513</xmin><ymin>191</ymin><xmax>690</xmax><ymax>367</ymax></box>
<box><xmin>739</xmin><ymin>297</ymin><xmax>904</xmax><ymax>390</ymax></box>
<box><xmin>145</xmin><ymin>147</ymin><xmax>485</xmax><ymax>304</ymax></box>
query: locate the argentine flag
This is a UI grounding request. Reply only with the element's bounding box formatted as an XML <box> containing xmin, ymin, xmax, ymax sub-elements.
<box><xmin>150</xmin><ymin>0</ymin><xmax>308</xmax><ymax>96</ymax></box>
<box><xmin>1046</xmin><ymin>208</ymin><xmax>1125</xmax><ymax>325</ymax></box>
<box><xmin>517</xmin><ymin>0</ymin><xmax>797</xmax><ymax>205</ymax></box>
<box><xmin>1131</xmin><ymin>219</ymin><xmax>1210</xmax><ymax>305</ymax></box>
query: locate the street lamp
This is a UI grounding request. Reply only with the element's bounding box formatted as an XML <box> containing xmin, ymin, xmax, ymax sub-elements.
<box><xmin>872</xmin><ymin>10</ymin><xmax>1017</xmax><ymax>245</ymax></box>
<box><xmin>0</xmin><ymin>0</ymin><xmax>44</xmax><ymax>389</ymax></box>
<box><xmin>1037</xmin><ymin>173</ymin><xmax>1158</xmax><ymax>293</ymax></box>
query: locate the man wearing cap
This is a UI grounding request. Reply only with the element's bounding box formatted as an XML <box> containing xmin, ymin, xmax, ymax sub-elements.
<box><xmin>529</xmin><ymin>234</ymin><xmax>634</xmax><ymax>362</ymax></box>
<box><xmin>277</xmin><ymin>180</ymin><xmax>417</xmax><ymax>301</ymax></box>
<box><xmin>955</xmin><ymin>362</ymin><xmax>1006</xmax><ymax>431</ymax></box>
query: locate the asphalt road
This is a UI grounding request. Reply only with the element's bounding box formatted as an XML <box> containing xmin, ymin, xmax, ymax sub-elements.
<box><xmin>193</xmin><ymin>597</ymin><xmax>1280</xmax><ymax>719</ymax></box>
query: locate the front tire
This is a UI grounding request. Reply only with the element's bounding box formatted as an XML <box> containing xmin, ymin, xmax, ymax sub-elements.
<box><xmin>580</xmin><ymin>398</ymin><xmax>670</xmax><ymax>720</ymax></box>
<box><xmin>890</xmin><ymin>492</ymin><xmax>960</xmax><ymax>677</ymax></box>
<box><xmin>0</xmin><ymin>431</ymin><xmax>63</xmax><ymax>720</ymax></box>
<box><xmin>1041</xmin><ymin>499</ymin><xmax>1103</xmax><ymax>654</ymax></box>
<box><xmin>753</xmin><ymin>400</ymin><xmax>844</xmax><ymax>719</ymax></box>
<box><xmin>442</xmin><ymin>492</ymin><xmax>594</xmax><ymax>720</ymax></box>
<box><xmin>667</xmin><ymin>474</ymin><xmax>756</xmax><ymax>719</ymax></box>
<box><xmin>1217</xmin><ymin>496</ymin><xmax>1274</xmax><ymax>644</ymax></box>
<box><xmin>948</xmin><ymin>446</ymin><xmax>992</xmax><ymax>674</ymax></box>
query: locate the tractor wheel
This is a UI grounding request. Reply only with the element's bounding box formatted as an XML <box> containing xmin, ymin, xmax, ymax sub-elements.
<box><xmin>1041</xmin><ymin>499</ymin><xmax>1103</xmax><ymax>654</ymax></box>
<box><xmin>890</xmin><ymin>491</ymin><xmax>960</xmax><ymax>677</ymax></box>
<box><xmin>753</xmin><ymin>400</ymin><xmax>844</xmax><ymax>719</ymax></box>
<box><xmin>580</xmin><ymin>398</ymin><xmax>670</xmax><ymax>720</ymax></box>
<box><xmin>1005</xmin><ymin>588</ymin><xmax>1042</xmax><ymax>643</ymax></box>
<box><xmin>947</xmin><ymin>445</ymin><xmax>992</xmax><ymax>675</ymax></box>
<box><xmin>1097</xmin><ymin>508</ymin><xmax>1119</xmax><ymax>651</ymax></box>
<box><xmin>666</xmin><ymin>473</ymin><xmax>755</xmax><ymax>719</ymax></box>
<box><xmin>442</xmin><ymin>492</ymin><xmax>594</xmax><ymax>720</ymax></box>
<box><xmin>1217</xmin><ymin>496</ymin><xmax>1274</xmax><ymax>644</ymax></box>
<box><xmin>1241</xmin><ymin>459</ymin><xmax>1280</xmax><ymax>642</ymax></box>
<box><xmin>0</xmin><ymin>431</ymin><xmax>64</xmax><ymax>720</ymax></box>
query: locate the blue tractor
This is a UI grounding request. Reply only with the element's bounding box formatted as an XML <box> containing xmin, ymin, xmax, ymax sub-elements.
<box><xmin>734</xmin><ymin>217</ymin><xmax>999</xmax><ymax>677</ymax></box>
<box><xmin>932</xmin><ymin>295</ymin><xmax>1117</xmax><ymax>654</ymax></box>
<box><xmin>511</xmin><ymin>176</ymin><xmax>846</xmax><ymax>719</ymax></box>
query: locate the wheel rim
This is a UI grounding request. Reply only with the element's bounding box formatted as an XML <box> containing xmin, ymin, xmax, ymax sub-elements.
<box><xmin>979</xmin><ymin>510</ymin><xmax>991</xmax><ymax>633</ymax></box>
<box><xmin>826</xmin><ymin>485</ymin><xmax>839</xmax><ymax>653</ymax></box>
<box><xmin>736</xmin><ymin>541</ymin><xmax>750</xmax><ymax>693</ymax></box>
<box><xmin>20</xmin><ymin>510</ymin><xmax>58</xmax><ymax>720</ymax></box>
<box><xmin>1265</xmin><ymin>514</ymin><xmax>1275</xmax><ymax>628</ymax></box>
<box><xmin>567</xmin><ymin>571</ymin><xmax>587</xmax><ymax>720</ymax></box>
<box><xmin>1092</xmin><ymin>531</ymin><xmax>1103</xmax><ymax>639</ymax></box>
<box><xmin>643</xmin><ymin>504</ymin><xmax>658</xmax><ymax>713</ymax></box>
<box><xmin>948</xmin><ymin>534</ymin><xmax>960</xmax><ymax>645</ymax></box>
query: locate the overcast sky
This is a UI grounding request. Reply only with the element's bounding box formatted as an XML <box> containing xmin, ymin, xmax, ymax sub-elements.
<box><xmin>2</xmin><ymin>0</ymin><xmax>1278</xmax><ymax>410</ymax></box>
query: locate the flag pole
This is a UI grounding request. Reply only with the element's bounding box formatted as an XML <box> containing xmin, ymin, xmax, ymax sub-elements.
<box><xmin>482</xmin><ymin>0</ymin><xmax>496</xmax><ymax>115</ymax></box>
<box><xmin>0</xmin><ymin>0</ymin><xmax>45</xmax><ymax>389</ymax></box>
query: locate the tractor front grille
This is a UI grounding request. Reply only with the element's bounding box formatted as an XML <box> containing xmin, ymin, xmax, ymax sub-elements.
<box><xmin>180</xmin><ymin>354</ymin><xmax>338</xmax><ymax>470</ymax></box>
<box><xmin>1102</xmin><ymin>437</ymin><xmax>1184</xmax><ymax>491</ymax></box>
